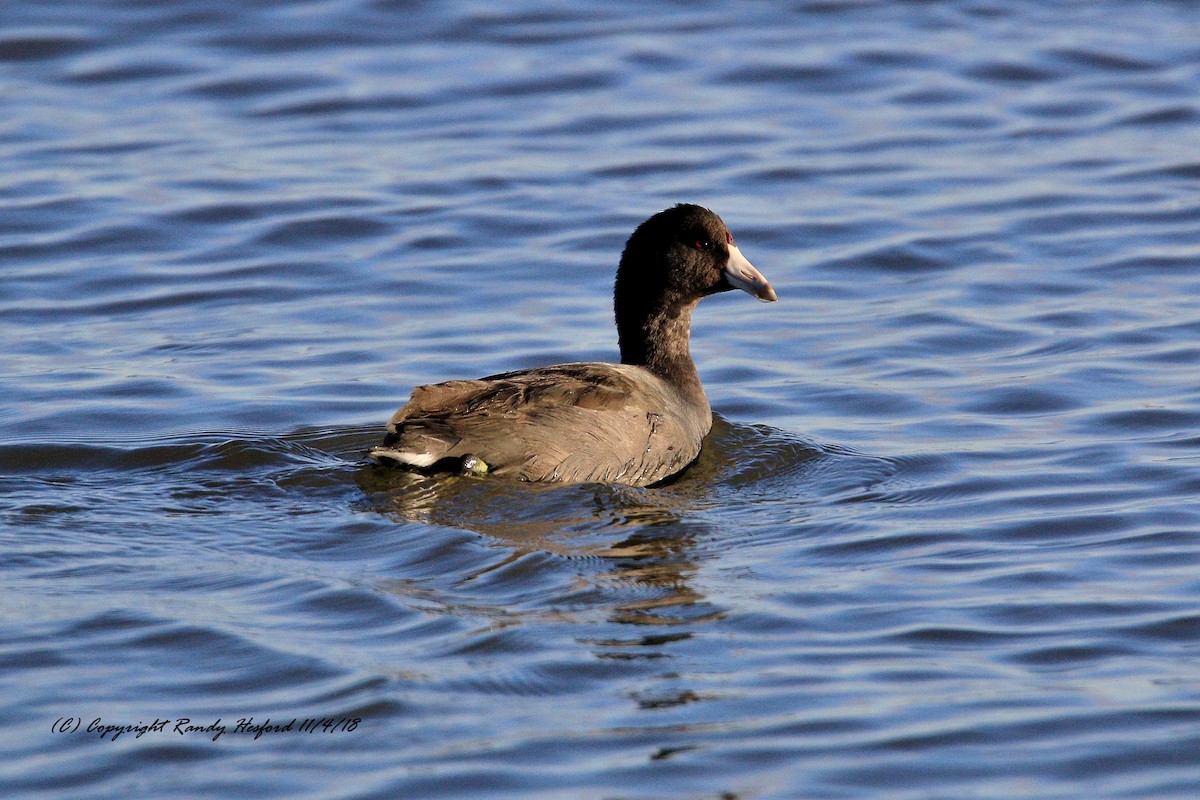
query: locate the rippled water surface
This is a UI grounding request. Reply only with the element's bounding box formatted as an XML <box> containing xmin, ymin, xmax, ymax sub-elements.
<box><xmin>4</xmin><ymin>1</ymin><xmax>1200</xmax><ymax>797</ymax></box>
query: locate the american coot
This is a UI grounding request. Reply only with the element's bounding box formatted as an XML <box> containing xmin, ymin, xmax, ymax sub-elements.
<box><xmin>369</xmin><ymin>204</ymin><xmax>776</xmax><ymax>486</ymax></box>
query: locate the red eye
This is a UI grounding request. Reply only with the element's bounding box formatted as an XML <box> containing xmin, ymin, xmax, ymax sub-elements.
<box><xmin>694</xmin><ymin>240</ymin><xmax>712</xmax><ymax>251</ymax></box>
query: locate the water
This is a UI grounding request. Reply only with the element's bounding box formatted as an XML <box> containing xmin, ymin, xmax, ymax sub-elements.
<box><xmin>4</xmin><ymin>1</ymin><xmax>1200</xmax><ymax>797</ymax></box>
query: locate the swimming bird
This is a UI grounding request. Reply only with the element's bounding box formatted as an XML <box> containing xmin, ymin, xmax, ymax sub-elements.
<box><xmin>368</xmin><ymin>203</ymin><xmax>777</xmax><ymax>486</ymax></box>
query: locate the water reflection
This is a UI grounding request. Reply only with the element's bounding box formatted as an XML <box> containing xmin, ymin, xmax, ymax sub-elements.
<box><xmin>352</xmin><ymin>416</ymin><xmax>822</xmax><ymax>649</ymax></box>
<box><xmin>357</xmin><ymin>451</ymin><xmax>713</xmax><ymax>627</ymax></box>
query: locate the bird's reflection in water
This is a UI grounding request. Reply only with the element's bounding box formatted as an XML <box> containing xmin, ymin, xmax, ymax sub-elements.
<box><xmin>351</xmin><ymin>417</ymin><xmax>832</xmax><ymax>748</ymax></box>
<box><xmin>357</xmin><ymin>458</ymin><xmax>713</xmax><ymax>613</ymax></box>
<box><xmin>353</xmin><ymin>431</ymin><xmax>753</xmax><ymax>644</ymax></box>
<box><xmin>354</xmin><ymin>416</ymin><xmax>826</xmax><ymax>653</ymax></box>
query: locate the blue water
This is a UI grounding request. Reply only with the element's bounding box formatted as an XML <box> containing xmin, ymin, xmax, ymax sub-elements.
<box><xmin>4</xmin><ymin>1</ymin><xmax>1200</xmax><ymax>797</ymax></box>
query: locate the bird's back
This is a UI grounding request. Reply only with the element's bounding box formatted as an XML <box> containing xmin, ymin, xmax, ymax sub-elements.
<box><xmin>368</xmin><ymin>362</ymin><xmax>711</xmax><ymax>486</ymax></box>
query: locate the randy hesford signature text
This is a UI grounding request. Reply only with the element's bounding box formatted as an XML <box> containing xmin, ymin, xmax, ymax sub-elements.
<box><xmin>52</xmin><ymin>716</ymin><xmax>360</xmax><ymax>742</ymax></box>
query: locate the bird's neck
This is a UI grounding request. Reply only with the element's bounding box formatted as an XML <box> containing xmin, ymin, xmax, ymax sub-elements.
<box><xmin>617</xmin><ymin>298</ymin><xmax>704</xmax><ymax>397</ymax></box>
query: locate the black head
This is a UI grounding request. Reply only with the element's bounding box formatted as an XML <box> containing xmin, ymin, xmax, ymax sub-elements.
<box><xmin>614</xmin><ymin>204</ymin><xmax>775</xmax><ymax>369</ymax></box>
<box><xmin>616</xmin><ymin>204</ymin><xmax>775</xmax><ymax>309</ymax></box>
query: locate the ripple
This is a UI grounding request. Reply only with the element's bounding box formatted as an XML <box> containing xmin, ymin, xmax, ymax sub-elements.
<box><xmin>1090</xmin><ymin>407</ymin><xmax>1200</xmax><ymax>435</ymax></box>
<box><xmin>965</xmin><ymin>60</ymin><xmax>1062</xmax><ymax>84</ymax></box>
<box><xmin>0</xmin><ymin>29</ymin><xmax>92</xmax><ymax>62</ymax></box>
<box><xmin>471</xmin><ymin>69</ymin><xmax>619</xmax><ymax>98</ymax></box>
<box><xmin>986</xmin><ymin>513</ymin><xmax>1132</xmax><ymax>544</ymax></box>
<box><xmin>1047</xmin><ymin>47</ymin><xmax>1158</xmax><ymax>74</ymax></box>
<box><xmin>249</xmin><ymin>92</ymin><xmax>427</xmax><ymax>118</ymax></box>
<box><xmin>1117</xmin><ymin>106</ymin><xmax>1200</xmax><ymax>127</ymax></box>
<box><xmin>1127</xmin><ymin>613</ymin><xmax>1200</xmax><ymax>644</ymax></box>
<box><xmin>962</xmin><ymin>386</ymin><xmax>1082</xmax><ymax>415</ymax></box>
<box><xmin>817</xmin><ymin>242</ymin><xmax>953</xmax><ymax>274</ymax></box>
<box><xmin>253</xmin><ymin>214</ymin><xmax>393</xmax><ymax>246</ymax></box>
<box><xmin>718</xmin><ymin>61</ymin><xmax>888</xmax><ymax>93</ymax></box>
<box><xmin>184</xmin><ymin>73</ymin><xmax>334</xmax><ymax>100</ymax></box>
<box><xmin>64</xmin><ymin>58</ymin><xmax>196</xmax><ymax>85</ymax></box>
<box><xmin>444</xmin><ymin>7</ymin><xmax>620</xmax><ymax>46</ymax></box>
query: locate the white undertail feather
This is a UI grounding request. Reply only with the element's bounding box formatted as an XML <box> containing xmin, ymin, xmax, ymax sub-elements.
<box><xmin>368</xmin><ymin>448</ymin><xmax>437</xmax><ymax>467</ymax></box>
